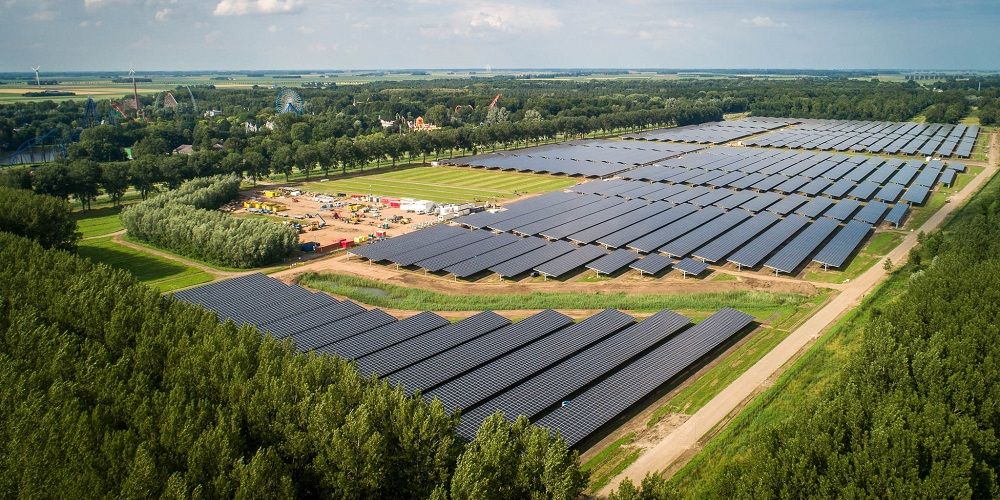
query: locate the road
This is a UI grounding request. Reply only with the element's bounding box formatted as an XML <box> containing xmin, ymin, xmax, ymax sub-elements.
<box><xmin>601</xmin><ymin>130</ymin><xmax>1000</xmax><ymax>495</ymax></box>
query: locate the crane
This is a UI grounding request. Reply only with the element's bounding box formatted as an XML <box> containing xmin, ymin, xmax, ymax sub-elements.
<box><xmin>488</xmin><ymin>93</ymin><xmax>501</xmax><ymax>109</ymax></box>
<box><xmin>31</xmin><ymin>66</ymin><xmax>40</xmax><ymax>86</ymax></box>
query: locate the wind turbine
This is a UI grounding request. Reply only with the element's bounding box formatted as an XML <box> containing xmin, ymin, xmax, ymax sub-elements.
<box><xmin>32</xmin><ymin>66</ymin><xmax>40</xmax><ymax>86</ymax></box>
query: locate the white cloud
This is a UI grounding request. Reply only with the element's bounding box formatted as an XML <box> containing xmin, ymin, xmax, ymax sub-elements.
<box><xmin>29</xmin><ymin>9</ymin><xmax>56</xmax><ymax>21</ymax></box>
<box><xmin>212</xmin><ymin>0</ymin><xmax>304</xmax><ymax>16</ymax></box>
<box><xmin>424</xmin><ymin>2</ymin><xmax>562</xmax><ymax>38</ymax></box>
<box><xmin>741</xmin><ymin>15</ymin><xmax>787</xmax><ymax>28</ymax></box>
<box><xmin>267</xmin><ymin>24</ymin><xmax>278</xmax><ymax>32</ymax></box>
<box><xmin>155</xmin><ymin>7</ymin><xmax>171</xmax><ymax>21</ymax></box>
<box><xmin>297</xmin><ymin>25</ymin><xmax>314</xmax><ymax>34</ymax></box>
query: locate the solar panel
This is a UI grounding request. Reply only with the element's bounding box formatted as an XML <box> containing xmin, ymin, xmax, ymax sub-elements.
<box><xmin>455</xmin><ymin>309</ymin><xmax>691</xmax><ymax>439</ymax></box>
<box><xmin>824</xmin><ymin>198</ymin><xmax>862</xmax><ymax>221</ymax></box>
<box><xmin>566</xmin><ymin>202</ymin><xmax>672</xmax><ymax>244</ymax></box>
<box><xmin>318</xmin><ymin>311</ymin><xmax>450</xmax><ymax>360</ymax></box>
<box><xmin>446</xmin><ymin>237</ymin><xmax>548</xmax><ymax>278</ymax></box>
<box><xmin>388</xmin><ymin>310</ymin><xmax>573</xmax><ymax>392</ymax></box>
<box><xmin>900</xmin><ymin>185</ymin><xmax>930</xmax><ymax>205</ymax></box>
<box><xmin>794</xmin><ymin>197</ymin><xmax>835</xmax><ymax>219</ymax></box>
<box><xmin>596</xmin><ymin>204</ymin><xmax>698</xmax><ymax>248</ymax></box>
<box><xmin>812</xmin><ymin>220</ymin><xmax>872</xmax><ymax>268</ymax></box>
<box><xmin>586</xmin><ymin>249</ymin><xmax>640</xmax><ymax>275</ymax></box>
<box><xmin>884</xmin><ymin>203</ymin><xmax>909</xmax><ymax>227</ymax></box>
<box><xmin>691</xmin><ymin>212</ymin><xmax>780</xmax><ymax>263</ymax></box>
<box><xmin>854</xmin><ymin>201</ymin><xmax>890</xmax><ymax>224</ymax></box>
<box><xmin>674</xmin><ymin>258</ymin><xmax>709</xmax><ymax>276</ymax></box>
<box><xmin>658</xmin><ymin>209</ymin><xmax>751</xmax><ymax>258</ymax></box>
<box><xmin>291</xmin><ymin>309</ymin><xmax>398</xmax><ymax>352</ymax></box>
<box><xmin>763</xmin><ymin>217</ymin><xmax>840</xmax><ymax>274</ymax></box>
<box><xmin>727</xmin><ymin>215</ymin><xmax>810</xmax><ymax>268</ymax></box>
<box><xmin>627</xmin><ymin>206</ymin><xmax>724</xmax><ymax>253</ymax></box>
<box><xmin>415</xmin><ymin>232</ymin><xmax>521</xmax><ymax>272</ymax></box>
<box><xmin>489</xmin><ymin>240</ymin><xmax>578</xmax><ymax>278</ymax></box>
<box><xmin>354</xmin><ymin>311</ymin><xmax>511</xmax><ymax>376</ymax></box>
<box><xmin>426</xmin><ymin>309</ymin><xmax>635</xmax><ymax>411</ymax></box>
<box><xmin>629</xmin><ymin>254</ymin><xmax>673</xmax><ymax>275</ymax></box>
<box><xmin>534</xmin><ymin>245</ymin><xmax>607</xmax><ymax>278</ymax></box>
<box><xmin>534</xmin><ymin>308</ymin><xmax>754</xmax><ymax>446</ymax></box>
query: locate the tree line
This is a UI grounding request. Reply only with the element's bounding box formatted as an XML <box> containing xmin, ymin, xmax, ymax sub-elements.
<box><xmin>0</xmin><ymin>230</ymin><xmax>587</xmax><ymax>497</ymax></box>
<box><xmin>121</xmin><ymin>175</ymin><xmax>299</xmax><ymax>268</ymax></box>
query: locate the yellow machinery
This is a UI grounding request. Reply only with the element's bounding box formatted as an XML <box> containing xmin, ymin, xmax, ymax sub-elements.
<box><xmin>242</xmin><ymin>200</ymin><xmax>288</xmax><ymax>212</ymax></box>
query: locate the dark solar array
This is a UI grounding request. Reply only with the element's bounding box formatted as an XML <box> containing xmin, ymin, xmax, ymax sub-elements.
<box><xmin>176</xmin><ymin>275</ymin><xmax>755</xmax><ymax>447</ymax></box>
<box><xmin>744</xmin><ymin>118</ymin><xmax>980</xmax><ymax>158</ymax></box>
<box><xmin>535</xmin><ymin>308</ymin><xmax>755</xmax><ymax>446</ymax></box>
<box><xmin>448</xmin><ymin>139</ymin><xmax>703</xmax><ymax>177</ymax></box>
<box><xmin>353</xmin><ymin>140</ymin><xmax>964</xmax><ymax>279</ymax></box>
<box><xmin>623</xmin><ymin>117</ymin><xmax>798</xmax><ymax>144</ymax></box>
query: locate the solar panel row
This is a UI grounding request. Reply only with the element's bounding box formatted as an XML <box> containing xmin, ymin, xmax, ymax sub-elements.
<box><xmin>177</xmin><ymin>275</ymin><xmax>755</xmax><ymax>447</ymax></box>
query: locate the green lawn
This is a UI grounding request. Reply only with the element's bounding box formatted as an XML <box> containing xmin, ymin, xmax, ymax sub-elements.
<box><xmin>298</xmin><ymin>165</ymin><xmax>577</xmax><ymax>204</ymax></box>
<box><xmin>77</xmin><ymin>236</ymin><xmax>213</xmax><ymax>292</ymax></box>
<box><xmin>73</xmin><ymin>206</ymin><xmax>124</xmax><ymax>238</ymax></box>
<box><xmin>297</xmin><ymin>272</ymin><xmax>812</xmax><ymax>314</ymax></box>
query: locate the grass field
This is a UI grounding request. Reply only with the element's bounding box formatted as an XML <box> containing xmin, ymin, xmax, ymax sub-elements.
<box><xmin>298</xmin><ymin>272</ymin><xmax>812</xmax><ymax>314</ymax></box>
<box><xmin>73</xmin><ymin>206</ymin><xmax>124</xmax><ymax>238</ymax></box>
<box><xmin>77</xmin><ymin>236</ymin><xmax>213</xmax><ymax>291</ymax></box>
<box><xmin>299</xmin><ymin>165</ymin><xmax>577</xmax><ymax>204</ymax></box>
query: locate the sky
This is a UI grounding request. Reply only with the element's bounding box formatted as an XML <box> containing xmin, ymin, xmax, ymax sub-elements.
<box><xmin>1</xmin><ymin>0</ymin><xmax>998</xmax><ymax>71</ymax></box>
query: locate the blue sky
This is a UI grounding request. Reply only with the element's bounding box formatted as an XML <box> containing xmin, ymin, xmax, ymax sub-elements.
<box><xmin>2</xmin><ymin>0</ymin><xmax>998</xmax><ymax>71</ymax></box>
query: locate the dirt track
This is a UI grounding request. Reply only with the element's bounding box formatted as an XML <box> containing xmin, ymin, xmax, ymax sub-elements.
<box><xmin>271</xmin><ymin>252</ymin><xmax>820</xmax><ymax>297</ymax></box>
<box><xmin>600</xmin><ymin>129</ymin><xmax>1000</xmax><ymax>495</ymax></box>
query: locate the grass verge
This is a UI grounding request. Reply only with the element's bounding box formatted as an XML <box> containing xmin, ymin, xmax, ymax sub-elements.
<box><xmin>297</xmin><ymin>272</ymin><xmax>812</xmax><ymax>314</ymax></box>
<box><xmin>77</xmin><ymin>236</ymin><xmax>213</xmax><ymax>292</ymax></box>
<box><xmin>73</xmin><ymin>206</ymin><xmax>124</xmax><ymax>238</ymax></box>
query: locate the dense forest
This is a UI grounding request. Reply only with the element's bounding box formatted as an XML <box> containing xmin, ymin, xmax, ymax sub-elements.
<box><xmin>121</xmin><ymin>175</ymin><xmax>298</xmax><ymax>268</ymax></box>
<box><xmin>0</xmin><ymin>196</ymin><xmax>587</xmax><ymax>496</ymax></box>
<box><xmin>611</xmin><ymin>169</ymin><xmax>1000</xmax><ymax>498</ymax></box>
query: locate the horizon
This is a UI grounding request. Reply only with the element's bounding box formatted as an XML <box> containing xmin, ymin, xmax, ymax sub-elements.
<box><xmin>2</xmin><ymin>0</ymin><xmax>997</xmax><ymax>72</ymax></box>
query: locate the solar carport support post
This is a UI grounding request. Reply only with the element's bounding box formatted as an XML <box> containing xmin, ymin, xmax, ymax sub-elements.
<box><xmin>534</xmin><ymin>308</ymin><xmax>755</xmax><ymax>447</ymax></box>
<box><xmin>455</xmin><ymin>309</ymin><xmax>692</xmax><ymax>439</ymax></box>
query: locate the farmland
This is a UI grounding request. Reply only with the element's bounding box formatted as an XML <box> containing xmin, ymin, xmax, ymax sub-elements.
<box><xmin>298</xmin><ymin>165</ymin><xmax>577</xmax><ymax>204</ymax></box>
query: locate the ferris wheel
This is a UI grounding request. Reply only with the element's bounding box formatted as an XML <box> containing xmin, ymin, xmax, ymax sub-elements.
<box><xmin>275</xmin><ymin>87</ymin><xmax>304</xmax><ymax>115</ymax></box>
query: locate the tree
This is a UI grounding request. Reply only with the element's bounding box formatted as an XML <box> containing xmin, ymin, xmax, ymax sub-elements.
<box><xmin>0</xmin><ymin>166</ymin><xmax>33</xmax><ymax>190</ymax></box>
<box><xmin>129</xmin><ymin>158</ymin><xmax>160</xmax><ymax>199</ymax></box>
<box><xmin>68</xmin><ymin>159</ymin><xmax>101</xmax><ymax>210</ymax></box>
<box><xmin>100</xmin><ymin>162</ymin><xmax>131</xmax><ymax>207</ymax></box>
<box><xmin>0</xmin><ymin>186</ymin><xmax>79</xmax><ymax>249</ymax></box>
<box><xmin>294</xmin><ymin>143</ymin><xmax>319</xmax><ymax>180</ymax></box>
<box><xmin>32</xmin><ymin>163</ymin><xmax>74</xmax><ymax>199</ymax></box>
<box><xmin>272</xmin><ymin>145</ymin><xmax>295</xmax><ymax>181</ymax></box>
<box><xmin>450</xmin><ymin>414</ymin><xmax>587</xmax><ymax>499</ymax></box>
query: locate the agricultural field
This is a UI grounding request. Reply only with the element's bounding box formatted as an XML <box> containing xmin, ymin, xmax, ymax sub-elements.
<box><xmin>77</xmin><ymin>236</ymin><xmax>213</xmax><ymax>291</ymax></box>
<box><xmin>298</xmin><ymin>165</ymin><xmax>577</xmax><ymax>204</ymax></box>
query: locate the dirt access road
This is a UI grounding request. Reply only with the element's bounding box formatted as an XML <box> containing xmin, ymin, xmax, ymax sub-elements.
<box><xmin>601</xmin><ymin>130</ymin><xmax>1000</xmax><ymax>495</ymax></box>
